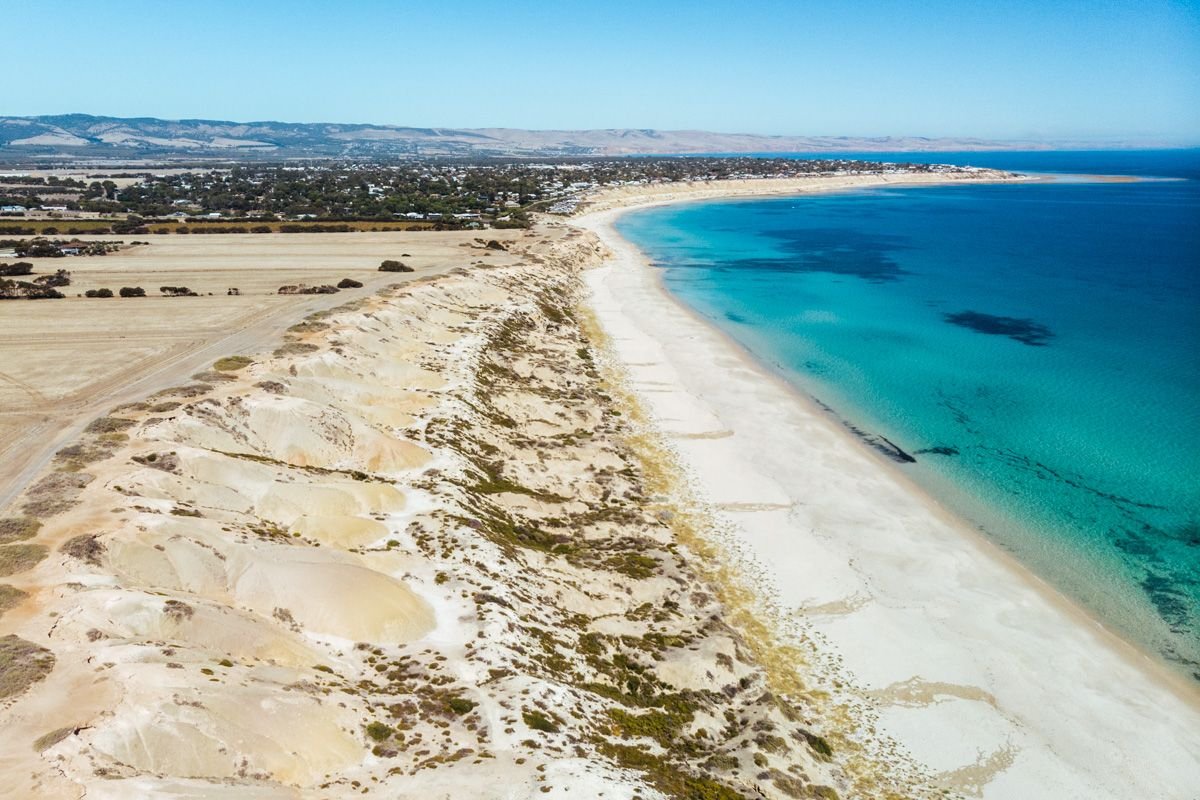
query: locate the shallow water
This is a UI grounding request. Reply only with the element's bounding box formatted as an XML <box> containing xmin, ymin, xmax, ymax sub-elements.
<box><xmin>617</xmin><ymin>151</ymin><xmax>1200</xmax><ymax>680</ymax></box>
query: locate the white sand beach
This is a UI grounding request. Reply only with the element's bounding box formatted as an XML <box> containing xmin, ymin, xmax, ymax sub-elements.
<box><xmin>575</xmin><ymin>177</ymin><xmax>1200</xmax><ymax>799</ymax></box>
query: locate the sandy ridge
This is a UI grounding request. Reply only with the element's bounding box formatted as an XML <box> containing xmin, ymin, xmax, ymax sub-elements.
<box><xmin>0</xmin><ymin>220</ymin><xmax>918</xmax><ymax>799</ymax></box>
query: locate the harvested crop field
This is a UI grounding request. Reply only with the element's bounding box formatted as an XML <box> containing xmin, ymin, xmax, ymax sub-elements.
<box><xmin>0</xmin><ymin>229</ymin><xmax>537</xmax><ymax>512</ymax></box>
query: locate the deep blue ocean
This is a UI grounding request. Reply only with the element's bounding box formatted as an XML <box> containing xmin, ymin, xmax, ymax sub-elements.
<box><xmin>617</xmin><ymin>150</ymin><xmax>1200</xmax><ymax>680</ymax></box>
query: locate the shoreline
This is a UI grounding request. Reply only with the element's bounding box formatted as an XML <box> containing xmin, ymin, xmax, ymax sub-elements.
<box><xmin>0</xmin><ymin>222</ymin><xmax>888</xmax><ymax>799</ymax></box>
<box><xmin>582</xmin><ymin>182</ymin><xmax>1198</xmax><ymax>695</ymax></box>
<box><xmin>571</xmin><ymin>174</ymin><xmax>1200</xmax><ymax>798</ymax></box>
<box><xmin>1</xmin><ymin>171</ymin><xmax>1195</xmax><ymax>798</ymax></box>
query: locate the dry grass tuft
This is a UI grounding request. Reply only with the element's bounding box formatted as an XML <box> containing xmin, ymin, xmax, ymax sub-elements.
<box><xmin>212</xmin><ymin>355</ymin><xmax>254</xmax><ymax>372</ymax></box>
<box><xmin>0</xmin><ymin>544</ymin><xmax>48</xmax><ymax>577</ymax></box>
<box><xmin>22</xmin><ymin>472</ymin><xmax>93</xmax><ymax>518</ymax></box>
<box><xmin>0</xmin><ymin>517</ymin><xmax>41</xmax><ymax>545</ymax></box>
<box><xmin>61</xmin><ymin>534</ymin><xmax>105</xmax><ymax>566</ymax></box>
<box><xmin>32</xmin><ymin>726</ymin><xmax>75</xmax><ymax>752</ymax></box>
<box><xmin>0</xmin><ymin>634</ymin><xmax>55</xmax><ymax>700</ymax></box>
<box><xmin>84</xmin><ymin>416</ymin><xmax>136</xmax><ymax>435</ymax></box>
<box><xmin>0</xmin><ymin>584</ymin><xmax>27</xmax><ymax>617</ymax></box>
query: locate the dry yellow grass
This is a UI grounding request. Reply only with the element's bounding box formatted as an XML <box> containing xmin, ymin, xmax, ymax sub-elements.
<box><xmin>0</xmin><ymin>517</ymin><xmax>40</xmax><ymax>545</ymax></box>
<box><xmin>0</xmin><ymin>634</ymin><xmax>55</xmax><ymax>700</ymax></box>
<box><xmin>0</xmin><ymin>544</ymin><xmax>47</xmax><ymax>577</ymax></box>
<box><xmin>0</xmin><ymin>584</ymin><xmax>25</xmax><ymax>618</ymax></box>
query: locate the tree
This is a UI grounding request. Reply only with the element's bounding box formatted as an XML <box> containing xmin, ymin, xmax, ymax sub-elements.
<box><xmin>0</xmin><ymin>262</ymin><xmax>33</xmax><ymax>277</ymax></box>
<box><xmin>33</xmin><ymin>269</ymin><xmax>71</xmax><ymax>288</ymax></box>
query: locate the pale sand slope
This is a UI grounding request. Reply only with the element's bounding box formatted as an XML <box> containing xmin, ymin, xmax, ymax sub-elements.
<box><xmin>0</xmin><ymin>229</ymin><xmax>525</xmax><ymax>514</ymax></box>
<box><xmin>575</xmin><ymin>178</ymin><xmax>1200</xmax><ymax>799</ymax></box>
<box><xmin>0</xmin><ymin>225</ymin><xmax>866</xmax><ymax>799</ymax></box>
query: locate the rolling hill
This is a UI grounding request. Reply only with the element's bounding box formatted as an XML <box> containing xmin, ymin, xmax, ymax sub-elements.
<box><xmin>0</xmin><ymin>114</ymin><xmax>1043</xmax><ymax>161</ymax></box>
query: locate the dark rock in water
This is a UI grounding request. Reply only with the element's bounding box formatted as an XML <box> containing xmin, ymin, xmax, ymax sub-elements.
<box><xmin>843</xmin><ymin>422</ymin><xmax>916</xmax><ymax>463</ymax></box>
<box><xmin>943</xmin><ymin>310</ymin><xmax>1054</xmax><ymax>346</ymax></box>
<box><xmin>915</xmin><ymin>445</ymin><xmax>959</xmax><ymax>456</ymax></box>
<box><xmin>1167</xmin><ymin>519</ymin><xmax>1200</xmax><ymax>548</ymax></box>
<box><xmin>811</xmin><ymin>398</ymin><xmax>918</xmax><ymax>463</ymax></box>
<box><xmin>873</xmin><ymin>435</ymin><xmax>917</xmax><ymax>463</ymax></box>
<box><xmin>724</xmin><ymin>311</ymin><xmax>747</xmax><ymax>323</ymax></box>
<box><xmin>714</xmin><ymin>228</ymin><xmax>913</xmax><ymax>283</ymax></box>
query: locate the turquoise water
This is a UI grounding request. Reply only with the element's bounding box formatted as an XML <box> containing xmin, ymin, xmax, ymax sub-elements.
<box><xmin>617</xmin><ymin>151</ymin><xmax>1200</xmax><ymax>680</ymax></box>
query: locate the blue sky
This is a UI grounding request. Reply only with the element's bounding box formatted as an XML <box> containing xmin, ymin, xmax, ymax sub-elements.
<box><xmin>6</xmin><ymin>0</ymin><xmax>1199</xmax><ymax>141</ymax></box>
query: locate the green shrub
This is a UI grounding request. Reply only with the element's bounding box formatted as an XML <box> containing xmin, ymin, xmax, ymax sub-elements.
<box><xmin>446</xmin><ymin>697</ymin><xmax>477</xmax><ymax>715</ymax></box>
<box><xmin>365</xmin><ymin>721</ymin><xmax>393</xmax><ymax>741</ymax></box>
<box><xmin>522</xmin><ymin>709</ymin><xmax>560</xmax><ymax>733</ymax></box>
<box><xmin>800</xmin><ymin>730</ymin><xmax>834</xmax><ymax>758</ymax></box>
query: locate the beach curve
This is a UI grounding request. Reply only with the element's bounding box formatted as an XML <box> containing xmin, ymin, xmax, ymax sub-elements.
<box><xmin>572</xmin><ymin>174</ymin><xmax>1200</xmax><ymax>799</ymax></box>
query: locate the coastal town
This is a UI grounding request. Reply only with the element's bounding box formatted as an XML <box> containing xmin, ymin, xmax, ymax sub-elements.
<box><xmin>1</xmin><ymin>157</ymin><xmax>979</xmax><ymax>233</ymax></box>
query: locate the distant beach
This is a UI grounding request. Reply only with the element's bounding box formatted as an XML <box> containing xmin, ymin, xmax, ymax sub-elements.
<box><xmin>574</xmin><ymin>172</ymin><xmax>1200</xmax><ymax>799</ymax></box>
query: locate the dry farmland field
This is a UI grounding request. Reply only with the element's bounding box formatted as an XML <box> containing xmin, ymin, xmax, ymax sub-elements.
<box><xmin>0</xmin><ymin>228</ymin><xmax>537</xmax><ymax>510</ymax></box>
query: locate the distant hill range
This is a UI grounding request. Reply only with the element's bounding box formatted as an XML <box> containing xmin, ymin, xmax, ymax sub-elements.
<box><xmin>0</xmin><ymin>113</ymin><xmax>1091</xmax><ymax>161</ymax></box>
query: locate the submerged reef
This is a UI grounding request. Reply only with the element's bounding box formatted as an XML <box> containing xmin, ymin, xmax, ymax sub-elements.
<box><xmin>942</xmin><ymin>311</ymin><xmax>1054</xmax><ymax>346</ymax></box>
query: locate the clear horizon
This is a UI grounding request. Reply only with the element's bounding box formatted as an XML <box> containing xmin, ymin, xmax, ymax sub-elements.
<box><xmin>5</xmin><ymin>0</ymin><xmax>1200</xmax><ymax>143</ymax></box>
